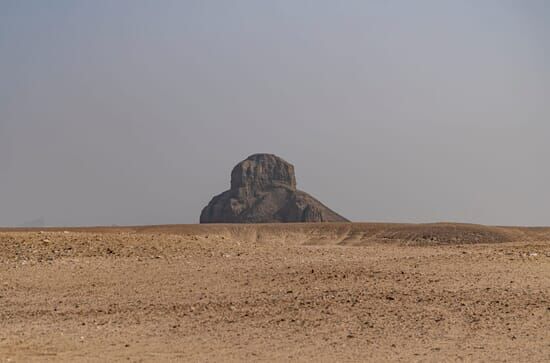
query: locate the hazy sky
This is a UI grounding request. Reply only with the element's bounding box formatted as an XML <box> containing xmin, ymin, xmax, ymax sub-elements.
<box><xmin>1</xmin><ymin>1</ymin><xmax>549</xmax><ymax>226</ymax></box>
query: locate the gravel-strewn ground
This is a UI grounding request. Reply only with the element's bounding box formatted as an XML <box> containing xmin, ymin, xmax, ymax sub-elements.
<box><xmin>0</xmin><ymin>224</ymin><xmax>549</xmax><ymax>362</ymax></box>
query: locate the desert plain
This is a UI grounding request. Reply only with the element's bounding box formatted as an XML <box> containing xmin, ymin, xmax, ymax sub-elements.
<box><xmin>0</xmin><ymin>223</ymin><xmax>549</xmax><ymax>362</ymax></box>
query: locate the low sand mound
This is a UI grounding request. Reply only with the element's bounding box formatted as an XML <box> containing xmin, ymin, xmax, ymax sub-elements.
<box><xmin>369</xmin><ymin>223</ymin><xmax>519</xmax><ymax>245</ymax></box>
<box><xmin>218</xmin><ymin>223</ymin><xmax>531</xmax><ymax>246</ymax></box>
<box><xmin>132</xmin><ymin>222</ymin><xmax>536</xmax><ymax>246</ymax></box>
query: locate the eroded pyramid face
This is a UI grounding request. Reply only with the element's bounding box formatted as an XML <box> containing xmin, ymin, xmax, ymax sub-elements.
<box><xmin>230</xmin><ymin>154</ymin><xmax>296</xmax><ymax>191</ymax></box>
<box><xmin>200</xmin><ymin>153</ymin><xmax>348</xmax><ymax>223</ymax></box>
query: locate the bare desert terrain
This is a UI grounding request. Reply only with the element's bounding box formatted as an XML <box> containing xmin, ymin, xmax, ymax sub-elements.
<box><xmin>1</xmin><ymin>223</ymin><xmax>549</xmax><ymax>362</ymax></box>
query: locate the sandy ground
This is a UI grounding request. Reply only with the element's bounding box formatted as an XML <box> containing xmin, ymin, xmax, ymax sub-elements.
<box><xmin>0</xmin><ymin>223</ymin><xmax>549</xmax><ymax>362</ymax></box>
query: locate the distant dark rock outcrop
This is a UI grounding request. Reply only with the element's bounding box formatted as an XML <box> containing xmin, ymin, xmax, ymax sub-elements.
<box><xmin>20</xmin><ymin>217</ymin><xmax>45</xmax><ymax>228</ymax></box>
<box><xmin>200</xmin><ymin>154</ymin><xmax>349</xmax><ymax>223</ymax></box>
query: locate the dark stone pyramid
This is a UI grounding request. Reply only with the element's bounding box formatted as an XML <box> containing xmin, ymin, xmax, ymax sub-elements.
<box><xmin>200</xmin><ymin>154</ymin><xmax>349</xmax><ymax>223</ymax></box>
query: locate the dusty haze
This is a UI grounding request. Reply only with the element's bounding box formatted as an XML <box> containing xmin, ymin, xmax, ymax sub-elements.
<box><xmin>1</xmin><ymin>1</ymin><xmax>549</xmax><ymax>226</ymax></box>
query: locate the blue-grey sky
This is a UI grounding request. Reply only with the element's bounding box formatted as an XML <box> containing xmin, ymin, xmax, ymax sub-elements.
<box><xmin>1</xmin><ymin>0</ymin><xmax>549</xmax><ymax>226</ymax></box>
